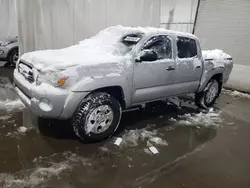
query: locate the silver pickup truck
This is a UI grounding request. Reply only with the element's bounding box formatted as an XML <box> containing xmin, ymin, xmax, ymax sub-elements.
<box><xmin>14</xmin><ymin>26</ymin><xmax>233</xmax><ymax>142</ymax></box>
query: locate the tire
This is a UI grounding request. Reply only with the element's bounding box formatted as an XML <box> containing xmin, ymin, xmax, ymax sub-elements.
<box><xmin>71</xmin><ymin>92</ymin><xmax>122</xmax><ymax>142</ymax></box>
<box><xmin>195</xmin><ymin>79</ymin><xmax>221</xmax><ymax>109</ymax></box>
<box><xmin>7</xmin><ymin>48</ymin><xmax>19</xmax><ymax>67</ymax></box>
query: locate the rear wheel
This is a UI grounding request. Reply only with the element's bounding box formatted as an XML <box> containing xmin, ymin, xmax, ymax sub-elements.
<box><xmin>71</xmin><ymin>92</ymin><xmax>122</xmax><ymax>142</ymax></box>
<box><xmin>195</xmin><ymin>79</ymin><xmax>220</xmax><ymax>109</ymax></box>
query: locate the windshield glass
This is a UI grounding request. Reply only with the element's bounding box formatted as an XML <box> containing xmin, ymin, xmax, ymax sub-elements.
<box><xmin>79</xmin><ymin>27</ymin><xmax>144</xmax><ymax>56</ymax></box>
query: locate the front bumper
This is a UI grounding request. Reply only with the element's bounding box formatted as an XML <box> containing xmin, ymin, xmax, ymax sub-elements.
<box><xmin>14</xmin><ymin>69</ymin><xmax>89</xmax><ymax>119</ymax></box>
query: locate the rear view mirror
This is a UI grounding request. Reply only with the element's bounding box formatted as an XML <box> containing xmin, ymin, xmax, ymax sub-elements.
<box><xmin>136</xmin><ymin>50</ymin><xmax>158</xmax><ymax>62</ymax></box>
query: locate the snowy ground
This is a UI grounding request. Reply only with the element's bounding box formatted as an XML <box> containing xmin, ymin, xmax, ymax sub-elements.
<box><xmin>0</xmin><ymin>69</ymin><xmax>250</xmax><ymax>187</ymax></box>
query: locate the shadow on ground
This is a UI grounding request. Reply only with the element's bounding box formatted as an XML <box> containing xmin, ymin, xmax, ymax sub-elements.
<box><xmin>37</xmin><ymin>101</ymin><xmax>199</xmax><ymax>140</ymax></box>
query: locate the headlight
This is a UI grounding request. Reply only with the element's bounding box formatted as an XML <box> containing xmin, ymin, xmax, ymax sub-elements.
<box><xmin>36</xmin><ymin>71</ymin><xmax>68</xmax><ymax>87</ymax></box>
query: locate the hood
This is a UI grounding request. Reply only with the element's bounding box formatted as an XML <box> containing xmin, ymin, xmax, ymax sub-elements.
<box><xmin>20</xmin><ymin>45</ymin><xmax>130</xmax><ymax>71</ymax></box>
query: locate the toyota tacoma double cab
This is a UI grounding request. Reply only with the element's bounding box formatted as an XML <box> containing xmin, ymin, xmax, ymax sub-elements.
<box><xmin>14</xmin><ymin>26</ymin><xmax>233</xmax><ymax>142</ymax></box>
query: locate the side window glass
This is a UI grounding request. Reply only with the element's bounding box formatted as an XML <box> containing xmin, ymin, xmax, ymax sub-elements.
<box><xmin>177</xmin><ymin>37</ymin><xmax>197</xmax><ymax>58</ymax></box>
<box><xmin>143</xmin><ymin>35</ymin><xmax>172</xmax><ymax>60</ymax></box>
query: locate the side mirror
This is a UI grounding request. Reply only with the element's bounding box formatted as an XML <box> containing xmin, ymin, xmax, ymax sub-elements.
<box><xmin>136</xmin><ymin>50</ymin><xmax>158</xmax><ymax>62</ymax></box>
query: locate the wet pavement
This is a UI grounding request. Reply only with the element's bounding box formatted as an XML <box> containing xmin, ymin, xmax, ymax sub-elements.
<box><xmin>0</xmin><ymin>66</ymin><xmax>250</xmax><ymax>188</ymax></box>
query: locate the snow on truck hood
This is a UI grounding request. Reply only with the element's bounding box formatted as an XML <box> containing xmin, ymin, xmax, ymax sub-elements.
<box><xmin>20</xmin><ymin>45</ymin><xmax>126</xmax><ymax>71</ymax></box>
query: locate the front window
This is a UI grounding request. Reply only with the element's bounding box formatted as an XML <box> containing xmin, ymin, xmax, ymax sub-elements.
<box><xmin>142</xmin><ymin>35</ymin><xmax>172</xmax><ymax>60</ymax></box>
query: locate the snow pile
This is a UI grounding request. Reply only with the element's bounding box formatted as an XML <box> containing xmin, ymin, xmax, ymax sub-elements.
<box><xmin>147</xmin><ymin>137</ymin><xmax>168</xmax><ymax>147</ymax></box>
<box><xmin>120</xmin><ymin>128</ymin><xmax>157</xmax><ymax>147</ymax></box>
<box><xmin>202</xmin><ymin>49</ymin><xmax>231</xmax><ymax>60</ymax></box>
<box><xmin>229</xmin><ymin>90</ymin><xmax>250</xmax><ymax>99</ymax></box>
<box><xmin>177</xmin><ymin>109</ymin><xmax>222</xmax><ymax>127</ymax></box>
<box><xmin>0</xmin><ymin>162</ymin><xmax>70</xmax><ymax>188</ymax></box>
<box><xmin>0</xmin><ymin>152</ymin><xmax>90</xmax><ymax>188</ymax></box>
<box><xmin>0</xmin><ymin>115</ymin><xmax>11</xmax><ymax>121</ymax></box>
<box><xmin>0</xmin><ymin>99</ymin><xmax>25</xmax><ymax>111</ymax></box>
<box><xmin>119</xmin><ymin>126</ymin><xmax>168</xmax><ymax>148</ymax></box>
<box><xmin>5</xmin><ymin>126</ymin><xmax>31</xmax><ymax>138</ymax></box>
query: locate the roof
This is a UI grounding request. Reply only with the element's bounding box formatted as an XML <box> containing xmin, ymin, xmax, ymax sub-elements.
<box><xmin>101</xmin><ymin>25</ymin><xmax>198</xmax><ymax>39</ymax></box>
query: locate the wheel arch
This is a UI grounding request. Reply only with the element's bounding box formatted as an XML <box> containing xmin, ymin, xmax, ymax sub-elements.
<box><xmin>89</xmin><ymin>86</ymin><xmax>126</xmax><ymax>109</ymax></box>
<box><xmin>7</xmin><ymin>46</ymin><xmax>18</xmax><ymax>59</ymax></box>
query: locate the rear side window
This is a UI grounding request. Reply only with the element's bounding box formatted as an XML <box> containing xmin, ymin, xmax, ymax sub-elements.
<box><xmin>177</xmin><ymin>37</ymin><xmax>197</xmax><ymax>58</ymax></box>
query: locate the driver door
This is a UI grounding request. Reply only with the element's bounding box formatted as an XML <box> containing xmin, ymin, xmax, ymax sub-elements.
<box><xmin>132</xmin><ymin>35</ymin><xmax>176</xmax><ymax>104</ymax></box>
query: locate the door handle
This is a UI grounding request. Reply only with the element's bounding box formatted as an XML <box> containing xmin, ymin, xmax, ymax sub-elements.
<box><xmin>196</xmin><ymin>66</ymin><xmax>201</xmax><ymax>69</ymax></box>
<box><xmin>166</xmin><ymin>66</ymin><xmax>175</xmax><ymax>71</ymax></box>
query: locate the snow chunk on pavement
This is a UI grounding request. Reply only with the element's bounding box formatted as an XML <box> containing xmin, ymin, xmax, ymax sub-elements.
<box><xmin>148</xmin><ymin>137</ymin><xmax>168</xmax><ymax>146</ymax></box>
<box><xmin>121</xmin><ymin>128</ymin><xmax>158</xmax><ymax>147</ymax></box>
<box><xmin>0</xmin><ymin>99</ymin><xmax>25</xmax><ymax>111</ymax></box>
<box><xmin>17</xmin><ymin>126</ymin><xmax>28</xmax><ymax>133</ymax></box>
<box><xmin>120</xmin><ymin>126</ymin><xmax>169</xmax><ymax>149</ymax></box>
<box><xmin>177</xmin><ymin>108</ymin><xmax>222</xmax><ymax>127</ymax></box>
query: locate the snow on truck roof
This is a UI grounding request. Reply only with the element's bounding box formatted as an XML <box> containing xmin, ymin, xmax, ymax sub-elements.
<box><xmin>80</xmin><ymin>25</ymin><xmax>197</xmax><ymax>45</ymax></box>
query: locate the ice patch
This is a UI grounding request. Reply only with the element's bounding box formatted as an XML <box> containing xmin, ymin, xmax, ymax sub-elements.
<box><xmin>177</xmin><ymin>108</ymin><xmax>222</xmax><ymax>127</ymax></box>
<box><xmin>0</xmin><ymin>99</ymin><xmax>25</xmax><ymax>111</ymax></box>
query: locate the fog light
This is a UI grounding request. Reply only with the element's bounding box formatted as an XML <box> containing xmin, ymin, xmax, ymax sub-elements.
<box><xmin>39</xmin><ymin>98</ymin><xmax>52</xmax><ymax>112</ymax></box>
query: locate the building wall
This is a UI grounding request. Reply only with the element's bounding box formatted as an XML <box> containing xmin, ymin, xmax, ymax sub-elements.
<box><xmin>16</xmin><ymin>0</ymin><xmax>161</xmax><ymax>54</ymax></box>
<box><xmin>160</xmin><ymin>0</ymin><xmax>199</xmax><ymax>33</ymax></box>
<box><xmin>195</xmin><ymin>0</ymin><xmax>250</xmax><ymax>92</ymax></box>
<box><xmin>0</xmin><ymin>0</ymin><xmax>17</xmax><ymax>41</ymax></box>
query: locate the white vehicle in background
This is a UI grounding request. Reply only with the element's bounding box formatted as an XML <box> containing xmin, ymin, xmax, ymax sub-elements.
<box><xmin>0</xmin><ymin>36</ymin><xmax>19</xmax><ymax>67</ymax></box>
<box><xmin>13</xmin><ymin>26</ymin><xmax>233</xmax><ymax>142</ymax></box>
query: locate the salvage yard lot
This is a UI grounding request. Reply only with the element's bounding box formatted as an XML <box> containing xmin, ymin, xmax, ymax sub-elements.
<box><xmin>0</xmin><ymin>67</ymin><xmax>250</xmax><ymax>188</ymax></box>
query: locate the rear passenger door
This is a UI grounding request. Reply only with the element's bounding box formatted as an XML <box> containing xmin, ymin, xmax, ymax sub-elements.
<box><xmin>173</xmin><ymin>37</ymin><xmax>202</xmax><ymax>94</ymax></box>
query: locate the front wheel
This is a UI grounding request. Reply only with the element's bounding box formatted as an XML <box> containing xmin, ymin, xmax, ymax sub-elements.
<box><xmin>195</xmin><ymin>79</ymin><xmax>221</xmax><ymax>109</ymax></box>
<box><xmin>71</xmin><ymin>92</ymin><xmax>122</xmax><ymax>142</ymax></box>
<box><xmin>7</xmin><ymin>48</ymin><xmax>19</xmax><ymax>67</ymax></box>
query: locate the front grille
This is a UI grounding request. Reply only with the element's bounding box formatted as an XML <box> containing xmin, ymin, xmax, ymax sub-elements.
<box><xmin>18</xmin><ymin>61</ymin><xmax>35</xmax><ymax>83</ymax></box>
